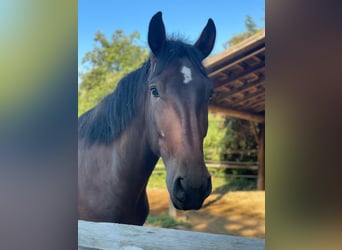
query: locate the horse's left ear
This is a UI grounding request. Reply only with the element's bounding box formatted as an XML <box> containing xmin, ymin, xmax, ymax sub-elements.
<box><xmin>148</xmin><ymin>11</ymin><xmax>166</xmax><ymax>56</ymax></box>
<box><xmin>194</xmin><ymin>18</ymin><xmax>216</xmax><ymax>59</ymax></box>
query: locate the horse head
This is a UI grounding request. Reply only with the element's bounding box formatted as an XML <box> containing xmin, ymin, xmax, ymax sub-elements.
<box><xmin>146</xmin><ymin>12</ymin><xmax>216</xmax><ymax>210</ymax></box>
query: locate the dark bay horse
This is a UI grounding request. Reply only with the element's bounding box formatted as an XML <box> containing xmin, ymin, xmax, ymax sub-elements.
<box><xmin>78</xmin><ymin>12</ymin><xmax>216</xmax><ymax>225</ymax></box>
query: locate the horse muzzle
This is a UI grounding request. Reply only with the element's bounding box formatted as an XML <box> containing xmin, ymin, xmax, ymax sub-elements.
<box><xmin>170</xmin><ymin>176</ymin><xmax>212</xmax><ymax>210</ymax></box>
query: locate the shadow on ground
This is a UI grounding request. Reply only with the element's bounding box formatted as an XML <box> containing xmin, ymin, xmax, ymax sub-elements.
<box><xmin>146</xmin><ymin>186</ymin><xmax>265</xmax><ymax>238</ymax></box>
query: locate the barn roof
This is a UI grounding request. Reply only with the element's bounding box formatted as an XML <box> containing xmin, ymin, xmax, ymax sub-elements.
<box><xmin>205</xmin><ymin>30</ymin><xmax>265</xmax><ymax>123</ymax></box>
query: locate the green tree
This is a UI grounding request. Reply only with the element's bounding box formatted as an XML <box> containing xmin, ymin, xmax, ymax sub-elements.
<box><xmin>78</xmin><ymin>30</ymin><xmax>148</xmax><ymax>115</ymax></box>
<box><xmin>221</xmin><ymin>118</ymin><xmax>258</xmax><ymax>161</ymax></box>
<box><xmin>204</xmin><ymin>114</ymin><xmax>258</xmax><ymax>162</ymax></box>
<box><xmin>204</xmin><ymin>112</ymin><xmax>228</xmax><ymax>160</ymax></box>
<box><xmin>224</xmin><ymin>15</ymin><xmax>263</xmax><ymax>49</ymax></box>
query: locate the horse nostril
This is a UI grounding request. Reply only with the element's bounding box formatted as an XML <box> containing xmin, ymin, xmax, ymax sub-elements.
<box><xmin>174</xmin><ymin>177</ymin><xmax>186</xmax><ymax>202</ymax></box>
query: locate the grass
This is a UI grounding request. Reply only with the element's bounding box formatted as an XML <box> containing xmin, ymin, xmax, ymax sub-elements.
<box><xmin>212</xmin><ymin>177</ymin><xmax>256</xmax><ymax>193</ymax></box>
<box><xmin>147</xmin><ymin>171</ymin><xmax>167</xmax><ymax>189</ymax></box>
<box><xmin>145</xmin><ymin>214</ymin><xmax>191</xmax><ymax>229</ymax></box>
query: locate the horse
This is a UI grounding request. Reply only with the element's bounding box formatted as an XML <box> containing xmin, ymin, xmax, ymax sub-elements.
<box><xmin>78</xmin><ymin>11</ymin><xmax>216</xmax><ymax>225</ymax></box>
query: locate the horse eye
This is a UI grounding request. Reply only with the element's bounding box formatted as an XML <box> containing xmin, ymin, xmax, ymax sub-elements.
<box><xmin>150</xmin><ymin>87</ymin><xmax>160</xmax><ymax>97</ymax></box>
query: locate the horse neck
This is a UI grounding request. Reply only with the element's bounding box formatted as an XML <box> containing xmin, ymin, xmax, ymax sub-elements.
<box><xmin>116</xmin><ymin>99</ymin><xmax>159</xmax><ymax>186</ymax></box>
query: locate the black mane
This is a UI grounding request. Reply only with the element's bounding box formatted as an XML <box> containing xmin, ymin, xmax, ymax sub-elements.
<box><xmin>78</xmin><ymin>60</ymin><xmax>150</xmax><ymax>145</ymax></box>
<box><xmin>78</xmin><ymin>38</ymin><xmax>206</xmax><ymax>146</ymax></box>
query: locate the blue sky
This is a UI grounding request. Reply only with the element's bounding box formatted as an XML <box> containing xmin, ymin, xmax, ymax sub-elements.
<box><xmin>79</xmin><ymin>0</ymin><xmax>264</xmax><ymax>81</ymax></box>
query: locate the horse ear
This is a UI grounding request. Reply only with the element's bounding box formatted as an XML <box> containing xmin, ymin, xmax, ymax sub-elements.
<box><xmin>194</xmin><ymin>18</ymin><xmax>216</xmax><ymax>59</ymax></box>
<box><xmin>148</xmin><ymin>11</ymin><xmax>166</xmax><ymax>56</ymax></box>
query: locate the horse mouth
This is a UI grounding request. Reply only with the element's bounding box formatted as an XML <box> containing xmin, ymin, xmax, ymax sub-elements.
<box><xmin>172</xmin><ymin>199</ymin><xmax>203</xmax><ymax>210</ymax></box>
<box><xmin>169</xmin><ymin>176</ymin><xmax>212</xmax><ymax>210</ymax></box>
<box><xmin>170</xmin><ymin>191</ymin><xmax>209</xmax><ymax>210</ymax></box>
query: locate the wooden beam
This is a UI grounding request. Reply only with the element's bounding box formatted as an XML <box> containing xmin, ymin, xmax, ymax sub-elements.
<box><xmin>257</xmin><ymin>123</ymin><xmax>265</xmax><ymax>190</ymax></box>
<box><xmin>240</xmin><ymin>102</ymin><xmax>265</xmax><ymax>113</ymax></box>
<box><xmin>250</xmin><ymin>121</ymin><xmax>260</xmax><ymax>145</ymax></box>
<box><xmin>169</xmin><ymin>199</ymin><xmax>178</xmax><ymax>218</ymax></box>
<box><xmin>218</xmin><ymin>149</ymin><xmax>258</xmax><ymax>154</ymax></box>
<box><xmin>204</xmin><ymin>30</ymin><xmax>265</xmax><ymax>69</ymax></box>
<box><xmin>231</xmin><ymin>90</ymin><xmax>264</xmax><ymax>107</ymax></box>
<box><xmin>206</xmin><ymin>163</ymin><xmax>259</xmax><ymax>170</ymax></box>
<box><xmin>209</xmin><ymin>105</ymin><xmax>264</xmax><ymax>123</ymax></box>
<box><xmin>254</xmin><ymin>105</ymin><xmax>265</xmax><ymax>113</ymax></box>
<box><xmin>218</xmin><ymin>75</ymin><xmax>265</xmax><ymax>101</ymax></box>
<box><xmin>207</xmin><ymin>48</ymin><xmax>265</xmax><ymax>80</ymax></box>
<box><xmin>241</xmin><ymin>100</ymin><xmax>265</xmax><ymax>113</ymax></box>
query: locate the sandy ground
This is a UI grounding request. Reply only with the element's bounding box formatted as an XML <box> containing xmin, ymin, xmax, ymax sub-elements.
<box><xmin>146</xmin><ymin>188</ymin><xmax>265</xmax><ymax>238</ymax></box>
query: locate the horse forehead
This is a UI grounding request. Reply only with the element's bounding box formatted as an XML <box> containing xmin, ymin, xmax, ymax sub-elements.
<box><xmin>164</xmin><ymin>60</ymin><xmax>204</xmax><ymax>84</ymax></box>
<box><xmin>180</xmin><ymin>65</ymin><xmax>192</xmax><ymax>84</ymax></box>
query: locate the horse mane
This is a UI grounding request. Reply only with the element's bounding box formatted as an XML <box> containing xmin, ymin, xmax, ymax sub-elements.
<box><xmin>78</xmin><ymin>60</ymin><xmax>150</xmax><ymax>145</ymax></box>
<box><xmin>78</xmin><ymin>37</ymin><xmax>207</xmax><ymax>146</ymax></box>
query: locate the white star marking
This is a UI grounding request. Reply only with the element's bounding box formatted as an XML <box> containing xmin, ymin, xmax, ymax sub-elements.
<box><xmin>181</xmin><ymin>66</ymin><xmax>192</xmax><ymax>84</ymax></box>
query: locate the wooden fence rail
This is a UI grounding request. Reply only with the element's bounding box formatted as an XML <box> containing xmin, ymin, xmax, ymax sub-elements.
<box><xmin>155</xmin><ymin>160</ymin><xmax>258</xmax><ymax>169</ymax></box>
<box><xmin>154</xmin><ymin>160</ymin><xmax>258</xmax><ymax>179</ymax></box>
<box><xmin>78</xmin><ymin>220</ymin><xmax>265</xmax><ymax>250</ymax></box>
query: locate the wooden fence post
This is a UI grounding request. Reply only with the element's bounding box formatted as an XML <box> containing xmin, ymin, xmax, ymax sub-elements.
<box><xmin>169</xmin><ymin>199</ymin><xmax>178</xmax><ymax>217</ymax></box>
<box><xmin>257</xmin><ymin>123</ymin><xmax>265</xmax><ymax>190</ymax></box>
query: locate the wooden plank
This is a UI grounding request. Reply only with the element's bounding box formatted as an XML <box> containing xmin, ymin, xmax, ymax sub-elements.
<box><xmin>231</xmin><ymin>90</ymin><xmax>264</xmax><ymax>107</ymax></box>
<box><xmin>205</xmin><ymin>160</ymin><xmax>257</xmax><ymax>165</ymax></box>
<box><xmin>214</xmin><ymin>72</ymin><xmax>265</xmax><ymax>100</ymax></box>
<box><xmin>250</xmin><ymin>121</ymin><xmax>260</xmax><ymax>145</ymax></box>
<box><xmin>168</xmin><ymin>199</ymin><xmax>178</xmax><ymax>218</ymax></box>
<box><xmin>155</xmin><ymin>160</ymin><xmax>257</xmax><ymax>169</ymax></box>
<box><xmin>254</xmin><ymin>103</ymin><xmax>265</xmax><ymax>113</ymax></box>
<box><xmin>78</xmin><ymin>220</ymin><xmax>265</xmax><ymax>250</ymax></box>
<box><xmin>210</xmin><ymin>63</ymin><xmax>265</xmax><ymax>90</ymax></box>
<box><xmin>209</xmin><ymin>104</ymin><xmax>264</xmax><ymax>123</ymax></box>
<box><xmin>223</xmin><ymin>174</ymin><xmax>258</xmax><ymax>179</ymax></box>
<box><xmin>220</xmin><ymin>149</ymin><xmax>258</xmax><ymax>154</ymax></box>
<box><xmin>207</xmin><ymin>48</ymin><xmax>265</xmax><ymax>80</ymax></box>
<box><xmin>245</xmin><ymin>99</ymin><xmax>265</xmax><ymax>110</ymax></box>
<box><xmin>206</xmin><ymin>163</ymin><xmax>258</xmax><ymax>170</ymax></box>
<box><xmin>204</xmin><ymin>30</ymin><xmax>265</xmax><ymax>70</ymax></box>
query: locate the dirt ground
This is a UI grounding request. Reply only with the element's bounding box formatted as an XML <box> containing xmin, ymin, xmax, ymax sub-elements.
<box><xmin>146</xmin><ymin>188</ymin><xmax>265</xmax><ymax>238</ymax></box>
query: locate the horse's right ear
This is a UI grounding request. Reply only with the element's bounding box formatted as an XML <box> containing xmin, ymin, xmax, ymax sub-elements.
<box><xmin>148</xmin><ymin>11</ymin><xmax>166</xmax><ymax>56</ymax></box>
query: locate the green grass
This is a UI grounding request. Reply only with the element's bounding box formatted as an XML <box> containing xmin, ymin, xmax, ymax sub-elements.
<box><xmin>145</xmin><ymin>214</ymin><xmax>191</xmax><ymax>229</ymax></box>
<box><xmin>147</xmin><ymin>171</ymin><xmax>167</xmax><ymax>189</ymax></box>
<box><xmin>212</xmin><ymin>177</ymin><xmax>256</xmax><ymax>193</ymax></box>
<box><xmin>147</xmin><ymin>167</ymin><xmax>256</xmax><ymax>191</ymax></box>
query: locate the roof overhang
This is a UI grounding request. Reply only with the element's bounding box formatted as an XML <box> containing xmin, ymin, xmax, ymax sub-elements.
<box><xmin>204</xmin><ymin>30</ymin><xmax>265</xmax><ymax>123</ymax></box>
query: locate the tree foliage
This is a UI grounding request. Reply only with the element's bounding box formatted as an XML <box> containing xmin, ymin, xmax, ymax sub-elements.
<box><xmin>204</xmin><ymin>113</ymin><xmax>229</xmax><ymax>160</ymax></box>
<box><xmin>224</xmin><ymin>15</ymin><xmax>263</xmax><ymax>49</ymax></box>
<box><xmin>204</xmin><ymin>114</ymin><xmax>258</xmax><ymax>162</ymax></box>
<box><xmin>221</xmin><ymin>118</ymin><xmax>258</xmax><ymax>161</ymax></box>
<box><xmin>78</xmin><ymin>30</ymin><xmax>148</xmax><ymax>115</ymax></box>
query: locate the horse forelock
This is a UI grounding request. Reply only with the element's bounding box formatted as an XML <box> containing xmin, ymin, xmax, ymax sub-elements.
<box><xmin>152</xmin><ymin>38</ymin><xmax>207</xmax><ymax>77</ymax></box>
